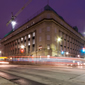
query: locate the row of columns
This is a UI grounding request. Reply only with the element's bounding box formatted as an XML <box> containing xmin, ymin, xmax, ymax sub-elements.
<box><xmin>5</xmin><ymin>32</ymin><xmax>36</xmax><ymax>56</ymax></box>
<box><xmin>59</xmin><ymin>31</ymin><xmax>83</xmax><ymax>55</ymax></box>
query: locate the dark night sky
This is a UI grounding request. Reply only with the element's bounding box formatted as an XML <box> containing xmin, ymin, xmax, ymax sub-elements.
<box><xmin>0</xmin><ymin>0</ymin><xmax>85</xmax><ymax>38</ymax></box>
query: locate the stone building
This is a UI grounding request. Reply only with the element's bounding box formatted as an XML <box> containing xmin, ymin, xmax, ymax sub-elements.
<box><xmin>0</xmin><ymin>5</ymin><xmax>85</xmax><ymax>57</ymax></box>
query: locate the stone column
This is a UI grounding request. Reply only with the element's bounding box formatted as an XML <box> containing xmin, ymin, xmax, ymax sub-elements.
<box><xmin>26</xmin><ymin>35</ymin><xmax>28</xmax><ymax>56</ymax></box>
<box><xmin>30</xmin><ymin>33</ymin><xmax>33</xmax><ymax>53</ymax></box>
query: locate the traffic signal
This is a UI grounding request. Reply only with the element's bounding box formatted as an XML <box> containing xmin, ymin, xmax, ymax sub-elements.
<box><xmin>61</xmin><ymin>51</ymin><xmax>64</xmax><ymax>54</ymax></box>
<box><xmin>82</xmin><ymin>48</ymin><xmax>85</xmax><ymax>52</ymax></box>
<box><xmin>20</xmin><ymin>49</ymin><xmax>24</xmax><ymax>53</ymax></box>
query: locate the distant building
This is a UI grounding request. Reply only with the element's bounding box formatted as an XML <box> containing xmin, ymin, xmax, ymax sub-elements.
<box><xmin>0</xmin><ymin>5</ymin><xmax>85</xmax><ymax>57</ymax></box>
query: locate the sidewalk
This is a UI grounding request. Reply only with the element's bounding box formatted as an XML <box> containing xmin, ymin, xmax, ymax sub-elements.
<box><xmin>0</xmin><ymin>76</ymin><xmax>18</xmax><ymax>85</ymax></box>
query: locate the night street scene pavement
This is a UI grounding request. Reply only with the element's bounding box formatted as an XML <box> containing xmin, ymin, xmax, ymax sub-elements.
<box><xmin>0</xmin><ymin>64</ymin><xmax>85</xmax><ymax>85</ymax></box>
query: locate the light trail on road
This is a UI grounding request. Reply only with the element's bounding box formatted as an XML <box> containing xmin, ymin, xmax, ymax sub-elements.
<box><xmin>0</xmin><ymin>65</ymin><xmax>85</xmax><ymax>85</ymax></box>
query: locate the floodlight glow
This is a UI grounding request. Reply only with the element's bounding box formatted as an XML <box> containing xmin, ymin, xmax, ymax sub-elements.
<box><xmin>78</xmin><ymin>55</ymin><xmax>80</xmax><ymax>58</ymax></box>
<box><xmin>57</xmin><ymin>37</ymin><xmax>61</xmax><ymax>42</ymax></box>
<box><xmin>11</xmin><ymin>20</ymin><xmax>16</xmax><ymax>29</ymax></box>
<box><xmin>66</xmin><ymin>52</ymin><xmax>69</xmax><ymax>55</ymax></box>
<box><xmin>21</xmin><ymin>45</ymin><xmax>25</xmax><ymax>49</ymax></box>
<box><xmin>0</xmin><ymin>51</ymin><xmax>1</xmax><ymax>54</ymax></box>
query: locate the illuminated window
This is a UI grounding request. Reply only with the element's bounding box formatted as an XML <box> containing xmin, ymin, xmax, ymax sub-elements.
<box><xmin>24</xmin><ymin>42</ymin><xmax>26</xmax><ymax>46</ymax></box>
<box><xmin>33</xmin><ymin>39</ymin><xmax>35</xmax><ymax>44</ymax></box>
<box><xmin>25</xmin><ymin>36</ymin><xmax>26</xmax><ymax>40</ymax></box>
<box><xmin>47</xmin><ymin>35</ymin><xmax>50</xmax><ymax>40</ymax></box>
<box><xmin>28</xmin><ymin>41</ymin><xmax>30</xmax><ymax>46</ymax></box>
<box><xmin>33</xmin><ymin>32</ymin><xmax>35</xmax><ymax>36</ymax></box>
<box><xmin>28</xmin><ymin>34</ymin><xmax>31</xmax><ymax>38</ymax></box>
<box><xmin>21</xmin><ymin>37</ymin><xmax>23</xmax><ymax>41</ymax></box>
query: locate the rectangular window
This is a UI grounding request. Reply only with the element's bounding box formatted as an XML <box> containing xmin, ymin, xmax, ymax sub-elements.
<box><xmin>47</xmin><ymin>35</ymin><xmax>50</xmax><ymax>40</ymax></box>
<box><xmin>33</xmin><ymin>32</ymin><xmax>35</xmax><ymax>36</ymax></box>
<box><xmin>60</xmin><ymin>32</ymin><xmax>62</xmax><ymax>37</ymax></box>
<box><xmin>25</xmin><ymin>36</ymin><xmax>26</xmax><ymax>40</ymax></box>
<box><xmin>64</xmin><ymin>34</ymin><xmax>66</xmax><ymax>39</ymax></box>
<box><xmin>39</xmin><ymin>37</ymin><xmax>41</xmax><ymax>41</ymax></box>
<box><xmin>24</xmin><ymin>42</ymin><xmax>26</xmax><ymax>46</ymax></box>
<box><xmin>39</xmin><ymin>28</ymin><xmax>42</xmax><ymax>33</ymax></box>
<box><xmin>47</xmin><ymin>27</ymin><xmax>50</xmax><ymax>31</ymax></box>
<box><xmin>21</xmin><ymin>37</ymin><xmax>23</xmax><ymax>41</ymax></box>
<box><xmin>28</xmin><ymin>34</ymin><xmax>31</xmax><ymax>38</ymax></box>
<box><xmin>28</xmin><ymin>41</ymin><xmax>30</xmax><ymax>46</ymax></box>
<box><xmin>33</xmin><ymin>39</ymin><xmax>35</xmax><ymax>44</ymax></box>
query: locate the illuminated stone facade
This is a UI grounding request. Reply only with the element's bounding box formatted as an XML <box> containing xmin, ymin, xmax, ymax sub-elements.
<box><xmin>0</xmin><ymin>5</ymin><xmax>85</xmax><ymax>57</ymax></box>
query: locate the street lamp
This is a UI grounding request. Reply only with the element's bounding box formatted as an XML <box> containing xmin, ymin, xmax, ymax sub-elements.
<box><xmin>78</xmin><ymin>55</ymin><xmax>80</xmax><ymax>58</ymax></box>
<box><xmin>66</xmin><ymin>52</ymin><xmax>69</xmax><ymax>57</ymax></box>
<box><xmin>57</xmin><ymin>37</ymin><xmax>61</xmax><ymax>42</ymax></box>
<box><xmin>21</xmin><ymin>45</ymin><xmax>25</xmax><ymax>49</ymax></box>
<box><xmin>11</xmin><ymin>20</ymin><xmax>16</xmax><ymax>31</ymax></box>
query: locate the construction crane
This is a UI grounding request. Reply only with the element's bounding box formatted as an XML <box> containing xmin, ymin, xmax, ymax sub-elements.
<box><xmin>6</xmin><ymin>0</ymin><xmax>32</xmax><ymax>31</ymax></box>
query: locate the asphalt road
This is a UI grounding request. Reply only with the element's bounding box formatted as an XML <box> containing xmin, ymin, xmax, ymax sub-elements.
<box><xmin>0</xmin><ymin>65</ymin><xmax>85</xmax><ymax>85</ymax></box>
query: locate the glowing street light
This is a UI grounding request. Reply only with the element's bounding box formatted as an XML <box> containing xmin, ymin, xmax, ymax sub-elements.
<box><xmin>57</xmin><ymin>37</ymin><xmax>61</xmax><ymax>42</ymax></box>
<box><xmin>78</xmin><ymin>55</ymin><xmax>80</xmax><ymax>58</ymax></box>
<box><xmin>0</xmin><ymin>51</ymin><xmax>1</xmax><ymax>54</ymax></box>
<box><xmin>66</xmin><ymin>52</ymin><xmax>69</xmax><ymax>55</ymax></box>
<box><xmin>66</xmin><ymin>52</ymin><xmax>69</xmax><ymax>57</ymax></box>
<box><xmin>11</xmin><ymin>20</ymin><xmax>16</xmax><ymax>31</ymax></box>
<box><xmin>21</xmin><ymin>45</ymin><xmax>25</xmax><ymax>49</ymax></box>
